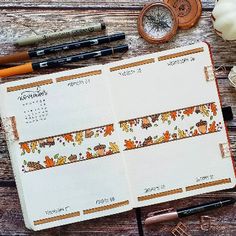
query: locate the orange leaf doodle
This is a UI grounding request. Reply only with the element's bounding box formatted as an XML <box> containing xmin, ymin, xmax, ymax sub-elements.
<box><xmin>63</xmin><ymin>134</ymin><xmax>74</xmax><ymax>142</ymax></box>
<box><xmin>161</xmin><ymin>113</ymin><xmax>170</xmax><ymax>123</ymax></box>
<box><xmin>210</xmin><ymin>103</ymin><xmax>217</xmax><ymax>116</ymax></box>
<box><xmin>163</xmin><ymin>131</ymin><xmax>171</xmax><ymax>142</ymax></box>
<box><xmin>86</xmin><ymin>152</ymin><xmax>93</xmax><ymax>159</ymax></box>
<box><xmin>104</xmin><ymin>125</ymin><xmax>114</xmax><ymax>137</ymax></box>
<box><xmin>193</xmin><ymin>129</ymin><xmax>199</xmax><ymax>136</ymax></box>
<box><xmin>183</xmin><ymin>107</ymin><xmax>194</xmax><ymax>116</ymax></box>
<box><xmin>44</xmin><ymin>156</ymin><xmax>55</xmax><ymax>168</ymax></box>
<box><xmin>170</xmin><ymin>111</ymin><xmax>177</xmax><ymax>121</ymax></box>
<box><xmin>124</xmin><ymin>139</ymin><xmax>136</xmax><ymax>150</ymax></box>
<box><xmin>208</xmin><ymin>121</ymin><xmax>217</xmax><ymax>133</ymax></box>
<box><xmin>21</xmin><ymin>143</ymin><xmax>31</xmax><ymax>153</ymax></box>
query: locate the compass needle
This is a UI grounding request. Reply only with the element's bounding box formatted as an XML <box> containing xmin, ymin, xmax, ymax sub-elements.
<box><xmin>138</xmin><ymin>2</ymin><xmax>178</xmax><ymax>43</ymax></box>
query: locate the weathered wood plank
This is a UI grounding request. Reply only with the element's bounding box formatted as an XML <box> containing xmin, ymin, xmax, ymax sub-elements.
<box><xmin>0</xmin><ymin>0</ymin><xmax>216</xmax><ymax>9</ymax></box>
<box><xmin>142</xmin><ymin>191</ymin><xmax>236</xmax><ymax>236</ymax></box>
<box><xmin>0</xmin><ymin>11</ymin><xmax>235</xmax><ymax>68</ymax></box>
<box><xmin>0</xmin><ymin>187</ymin><xmax>138</xmax><ymax>235</ymax></box>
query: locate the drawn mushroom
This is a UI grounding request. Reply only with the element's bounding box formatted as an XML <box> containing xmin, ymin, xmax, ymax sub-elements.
<box><xmin>94</xmin><ymin>144</ymin><xmax>106</xmax><ymax>156</ymax></box>
<box><xmin>27</xmin><ymin>161</ymin><xmax>45</xmax><ymax>172</ymax></box>
<box><xmin>85</xmin><ymin>129</ymin><xmax>94</xmax><ymax>138</ymax></box>
<box><xmin>196</xmin><ymin>120</ymin><xmax>207</xmax><ymax>134</ymax></box>
<box><xmin>68</xmin><ymin>154</ymin><xmax>78</xmax><ymax>162</ymax></box>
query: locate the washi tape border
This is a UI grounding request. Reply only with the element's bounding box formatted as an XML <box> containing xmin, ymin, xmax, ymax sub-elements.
<box><xmin>110</xmin><ymin>58</ymin><xmax>155</xmax><ymax>72</ymax></box>
<box><xmin>21</xmin><ymin>123</ymin><xmax>120</xmax><ymax>173</ymax></box>
<box><xmin>7</xmin><ymin>79</ymin><xmax>53</xmax><ymax>92</ymax></box>
<box><xmin>83</xmin><ymin>200</ymin><xmax>129</xmax><ymax>215</ymax></box>
<box><xmin>121</xmin><ymin>102</ymin><xmax>222</xmax><ymax>151</ymax></box>
<box><xmin>158</xmin><ymin>47</ymin><xmax>204</xmax><ymax>61</ymax></box>
<box><xmin>34</xmin><ymin>211</ymin><xmax>80</xmax><ymax>226</ymax></box>
<box><xmin>138</xmin><ymin>188</ymin><xmax>183</xmax><ymax>202</ymax></box>
<box><xmin>56</xmin><ymin>70</ymin><xmax>102</xmax><ymax>83</ymax></box>
<box><xmin>186</xmin><ymin>178</ymin><xmax>231</xmax><ymax>191</ymax></box>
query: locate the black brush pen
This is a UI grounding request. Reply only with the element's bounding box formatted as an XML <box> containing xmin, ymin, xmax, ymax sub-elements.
<box><xmin>145</xmin><ymin>198</ymin><xmax>236</xmax><ymax>225</ymax></box>
<box><xmin>0</xmin><ymin>33</ymin><xmax>126</xmax><ymax>64</ymax></box>
<box><xmin>0</xmin><ymin>44</ymin><xmax>129</xmax><ymax>78</ymax></box>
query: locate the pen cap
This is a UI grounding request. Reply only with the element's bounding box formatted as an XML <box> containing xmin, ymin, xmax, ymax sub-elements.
<box><xmin>110</xmin><ymin>33</ymin><xmax>126</xmax><ymax>42</ymax></box>
<box><xmin>15</xmin><ymin>35</ymin><xmax>45</xmax><ymax>47</ymax></box>
<box><xmin>0</xmin><ymin>63</ymin><xmax>33</xmax><ymax>79</ymax></box>
<box><xmin>144</xmin><ymin>208</ymin><xmax>178</xmax><ymax>225</ymax></box>
<box><xmin>0</xmin><ymin>51</ymin><xmax>30</xmax><ymax>64</ymax></box>
<box><xmin>113</xmin><ymin>44</ymin><xmax>129</xmax><ymax>53</ymax></box>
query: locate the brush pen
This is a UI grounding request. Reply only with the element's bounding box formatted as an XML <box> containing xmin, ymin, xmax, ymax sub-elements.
<box><xmin>0</xmin><ymin>44</ymin><xmax>129</xmax><ymax>78</ymax></box>
<box><xmin>145</xmin><ymin>198</ymin><xmax>236</xmax><ymax>225</ymax></box>
<box><xmin>15</xmin><ymin>22</ymin><xmax>106</xmax><ymax>46</ymax></box>
<box><xmin>0</xmin><ymin>33</ymin><xmax>125</xmax><ymax>64</ymax></box>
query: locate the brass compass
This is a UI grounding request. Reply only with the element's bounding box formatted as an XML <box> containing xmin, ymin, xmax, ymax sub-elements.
<box><xmin>138</xmin><ymin>2</ymin><xmax>178</xmax><ymax>44</ymax></box>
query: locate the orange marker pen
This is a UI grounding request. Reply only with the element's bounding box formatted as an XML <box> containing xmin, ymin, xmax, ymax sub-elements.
<box><xmin>0</xmin><ymin>45</ymin><xmax>129</xmax><ymax>79</ymax></box>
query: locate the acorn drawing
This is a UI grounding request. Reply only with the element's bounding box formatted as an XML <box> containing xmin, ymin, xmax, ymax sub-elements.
<box><xmin>141</xmin><ymin>117</ymin><xmax>152</xmax><ymax>129</ymax></box>
<box><xmin>94</xmin><ymin>144</ymin><xmax>106</xmax><ymax>156</ymax></box>
<box><xmin>68</xmin><ymin>154</ymin><xmax>78</xmax><ymax>162</ymax></box>
<box><xmin>143</xmin><ymin>136</ymin><xmax>153</xmax><ymax>146</ymax></box>
<box><xmin>196</xmin><ymin>120</ymin><xmax>207</xmax><ymax>134</ymax></box>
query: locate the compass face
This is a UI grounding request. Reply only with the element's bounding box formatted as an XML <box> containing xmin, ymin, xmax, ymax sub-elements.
<box><xmin>138</xmin><ymin>3</ymin><xmax>178</xmax><ymax>44</ymax></box>
<box><xmin>143</xmin><ymin>5</ymin><xmax>175</xmax><ymax>39</ymax></box>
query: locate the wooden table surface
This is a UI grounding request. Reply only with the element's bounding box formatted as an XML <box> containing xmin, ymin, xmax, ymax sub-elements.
<box><xmin>0</xmin><ymin>0</ymin><xmax>236</xmax><ymax>235</ymax></box>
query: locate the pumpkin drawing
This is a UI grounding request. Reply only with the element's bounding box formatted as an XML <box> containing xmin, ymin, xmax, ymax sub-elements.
<box><xmin>212</xmin><ymin>0</ymin><xmax>236</xmax><ymax>40</ymax></box>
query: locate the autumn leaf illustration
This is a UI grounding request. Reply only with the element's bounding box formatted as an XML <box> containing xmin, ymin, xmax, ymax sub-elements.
<box><xmin>120</xmin><ymin>122</ymin><xmax>129</xmax><ymax>132</ymax></box>
<box><xmin>109</xmin><ymin>142</ymin><xmax>120</xmax><ymax>153</ymax></box>
<box><xmin>161</xmin><ymin>112</ymin><xmax>170</xmax><ymax>123</ymax></box>
<box><xmin>56</xmin><ymin>156</ymin><xmax>66</xmax><ymax>165</ymax></box>
<box><xmin>124</xmin><ymin>139</ymin><xmax>136</xmax><ymax>150</ymax></box>
<box><xmin>192</xmin><ymin>129</ymin><xmax>199</xmax><ymax>136</ymax></box>
<box><xmin>183</xmin><ymin>107</ymin><xmax>194</xmax><ymax>116</ymax></box>
<box><xmin>44</xmin><ymin>156</ymin><xmax>55</xmax><ymax>168</ymax></box>
<box><xmin>178</xmin><ymin>129</ymin><xmax>187</xmax><ymax>138</ymax></box>
<box><xmin>75</xmin><ymin>132</ymin><xmax>83</xmax><ymax>145</ymax></box>
<box><xmin>63</xmin><ymin>134</ymin><xmax>74</xmax><ymax>142</ymax></box>
<box><xmin>104</xmin><ymin>125</ymin><xmax>114</xmax><ymax>137</ymax></box>
<box><xmin>156</xmin><ymin>136</ymin><xmax>164</xmax><ymax>144</ymax></box>
<box><xmin>208</xmin><ymin>121</ymin><xmax>217</xmax><ymax>133</ymax></box>
<box><xmin>86</xmin><ymin>151</ymin><xmax>93</xmax><ymax>159</ymax></box>
<box><xmin>163</xmin><ymin>131</ymin><xmax>171</xmax><ymax>142</ymax></box>
<box><xmin>30</xmin><ymin>141</ymin><xmax>38</xmax><ymax>153</ymax></box>
<box><xmin>210</xmin><ymin>103</ymin><xmax>217</xmax><ymax>116</ymax></box>
<box><xmin>21</xmin><ymin>143</ymin><xmax>31</xmax><ymax>154</ymax></box>
<box><xmin>199</xmin><ymin>105</ymin><xmax>209</xmax><ymax>117</ymax></box>
<box><xmin>170</xmin><ymin>111</ymin><xmax>177</xmax><ymax>121</ymax></box>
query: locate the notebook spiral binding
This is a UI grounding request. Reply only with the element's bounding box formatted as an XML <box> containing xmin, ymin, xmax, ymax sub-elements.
<box><xmin>1</xmin><ymin>116</ymin><xmax>19</xmax><ymax>142</ymax></box>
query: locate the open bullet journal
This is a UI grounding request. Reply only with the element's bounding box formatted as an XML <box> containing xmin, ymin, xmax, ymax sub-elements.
<box><xmin>0</xmin><ymin>42</ymin><xmax>235</xmax><ymax>230</ymax></box>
